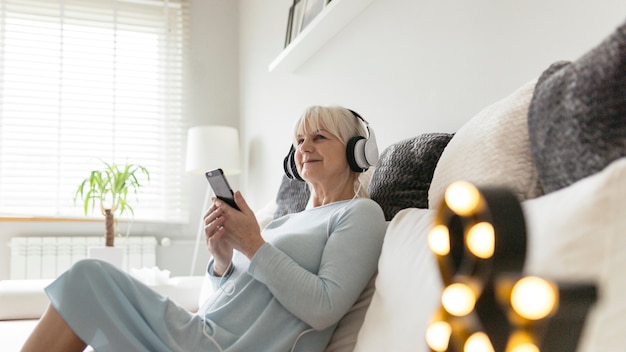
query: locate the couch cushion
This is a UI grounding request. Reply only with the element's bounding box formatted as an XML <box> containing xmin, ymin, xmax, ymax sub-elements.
<box><xmin>354</xmin><ymin>208</ymin><xmax>441</xmax><ymax>352</ymax></box>
<box><xmin>527</xmin><ymin>19</ymin><xmax>626</xmax><ymax>194</ymax></box>
<box><xmin>428</xmin><ymin>79</ymin><xmax>542</xmax><ymax>209</ymax></box>
<box><xmin>324</xmin><ymin>274</ymin><xmax>377</xmax><ymax>352</ymax></box>
<box><xmin>523</xmin><ymin>157</ymin><xmax>626</xmax><ymax>352</ymax></box>
<box><xmin>273</xmin><ymin>175</ymin><xmax>311</xmax><ymax>219</ymax></box>
<box><xmin>369</xmin><ymin>133</ymin><xmax>453</xmax><ymax>221</ymax></box>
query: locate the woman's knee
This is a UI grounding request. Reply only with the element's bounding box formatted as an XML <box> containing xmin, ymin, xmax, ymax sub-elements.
<box><xmin>68</xmin><ymin>258</ymin><xmax>116</xmax><ymax>279</ymax></box>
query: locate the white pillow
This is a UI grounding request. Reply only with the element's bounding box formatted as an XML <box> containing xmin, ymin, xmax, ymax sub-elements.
<box><xmin>255</xmin><ymin>201</ymin><xmax>277</xmax><ymax>229</ymax></box>
<box><xmin>354</xmin><ymin>208</ymin><xmax>441</xmax><ymax>352</ymax></box>
<box><xmin>523</xmin><ymin>156</ymin><xmax>626</xmax><ymax>352</ymax></box>
<box><xmin>354</xmin><ymin>157</ymin><xmax>626</xmax><ymax>352</ymax></box>
<box><xmin>429</xmin><ymin>79</ymin><xmax>542</xmax><ymax>209</ymax></box>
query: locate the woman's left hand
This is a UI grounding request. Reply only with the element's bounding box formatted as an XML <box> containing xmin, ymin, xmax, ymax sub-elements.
<box><xmin>212</xmin><ymin>191</ymin><xmax>265</xmax><ymax>259</ymax></box>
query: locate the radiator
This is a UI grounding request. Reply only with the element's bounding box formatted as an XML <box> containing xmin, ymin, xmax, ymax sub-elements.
<box><xmin>9</xmin><ymin>236</ymin><xmax>157</xmax><ymax>279</ymax></box>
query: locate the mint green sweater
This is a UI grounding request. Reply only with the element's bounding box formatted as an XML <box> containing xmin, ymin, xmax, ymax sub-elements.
<box><xmin>200</xmin><ymin>198</ymin><xmax>386</xmax><ymax>351</ymax></box>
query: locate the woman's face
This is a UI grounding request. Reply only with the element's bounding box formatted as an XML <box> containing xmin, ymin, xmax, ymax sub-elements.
<box><xmin>295</xmin><ymin>127</ymin><xmax>349</xmax><ymax>185</ymax></box>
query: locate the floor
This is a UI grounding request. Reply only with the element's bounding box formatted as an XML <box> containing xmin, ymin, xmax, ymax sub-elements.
<box><xmin>0</xmin><ymin>319</ymin><xmax>38</xmax><ymax>351</ymax></box>
<box><xmin>0</xmin><ymin>320</ymin><xmax>94</xmax><ymax>351</ymax></box>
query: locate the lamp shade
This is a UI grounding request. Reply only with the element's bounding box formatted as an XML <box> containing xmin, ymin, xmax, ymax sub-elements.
<box><xmin>185</xmin><ymin>125</ymin><xmax>241</xmax><ymax>175</ymax></box>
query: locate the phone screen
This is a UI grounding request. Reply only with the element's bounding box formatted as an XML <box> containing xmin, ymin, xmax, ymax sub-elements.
<box><xmin>205</xmin><ymin>168</ymin><xmax>240</xmax><ymax>210</ymax></box>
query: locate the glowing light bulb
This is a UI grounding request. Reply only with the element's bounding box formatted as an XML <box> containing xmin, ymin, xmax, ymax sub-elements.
<box><xmin>426</xmin><ymin>321</ymin><xmax>452</xmax><ymax>351</ymax></box>
<box><xmin>464</xmin><ymin>332</ymin><xmax>494</xmax><ymax>352</ymax></box>
<box><xmin>511</xmin><ymin>276</ymin><xmax>557</xmax><ymax>320</ymax></box>
<box><xmin>445</xmin><ymin>181</ymin><xmax>481</xmax><ymax>216</ymax></box>
<box><xmin>429</xmin><ymin>224</ymin><xmax>450</xmax><ymax>256</ymax></box>
<box><xmin>442</xmin><ymin>283</ymin><xmax>476</xmax><ymax>316</ymax></box>
<box><xmin>510</xmin><ymin>343</ymin><xmax>540</xmax><ymax>352</ymax></box>
<box><xmin>506</xmin><ymin>330</ymin><xmax>536</xmax><ymax>351</ymax></box>
<box><xmin>466</xmin><ymin>222</ymin><xmax>495</xmax><ymax>259</ymax></box>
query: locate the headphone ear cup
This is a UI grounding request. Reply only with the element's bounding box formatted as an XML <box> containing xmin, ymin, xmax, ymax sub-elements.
<box><xmin>363</xmin><ymin>126</ymin><xmax>379</xmax><ymax>167</ymax></box>
<box><xmin>346</xmin><ymin>109</ymin><xmax>379</xmax><ymax>171</ymax></box>
<box><xmin>346</xmin><ymin>136</ymin><xmax>367</xmax><ymax>172</ymax></box>
<box><xmin>283</xmin><ymin>145</ymin><xmax>304</xmax><ymax>181</ymax></box>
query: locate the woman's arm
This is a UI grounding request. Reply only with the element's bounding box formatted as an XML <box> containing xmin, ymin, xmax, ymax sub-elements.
<box><xmin>248</xmin><ymin>199</ymin><xmax>386</xmax><ymax>330</ymax></box>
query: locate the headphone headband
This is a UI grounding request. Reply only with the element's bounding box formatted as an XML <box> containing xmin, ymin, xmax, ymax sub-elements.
<box><xmin>348</xmin><ymin>109</ymin><xmax>367</xmax><ymax>125</ymax></box>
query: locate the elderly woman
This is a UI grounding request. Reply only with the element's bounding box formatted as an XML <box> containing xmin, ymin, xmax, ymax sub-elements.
<box><xmin>22</xmin><ymin>105</ymin><xmax>387</xmax><ymax>352</ymax></box>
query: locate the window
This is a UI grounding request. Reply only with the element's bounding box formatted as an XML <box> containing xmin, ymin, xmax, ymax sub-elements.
<box><xmin>0</xmin><ymin>0</ymin><xmax>190</xmax><ymax>223</ymax></box>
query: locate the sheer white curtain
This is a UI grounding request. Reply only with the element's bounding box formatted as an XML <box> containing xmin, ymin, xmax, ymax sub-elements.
<box><xmin>0</xmin><ymin>0</ymin><xmax>190</xmax><ymax>222</ymax></box>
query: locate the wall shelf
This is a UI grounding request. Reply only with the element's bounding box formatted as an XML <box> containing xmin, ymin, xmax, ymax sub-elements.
<box><xmin>268</xmin><ymin>0</ymin><xmax>377</xmax><ymax>74</ymax></box>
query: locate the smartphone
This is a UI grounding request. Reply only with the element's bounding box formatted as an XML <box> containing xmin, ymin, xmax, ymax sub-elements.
<box><xmin>205</xmin><ymin>168</ymin><xmax>240</xmax><ymax>210</ymax></box>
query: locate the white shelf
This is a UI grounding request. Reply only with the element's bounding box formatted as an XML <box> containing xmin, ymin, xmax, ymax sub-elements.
<box><xmin>268</xmin><ymin>0</ymin><xmax>377</xmax><ymax>74</ymax></box>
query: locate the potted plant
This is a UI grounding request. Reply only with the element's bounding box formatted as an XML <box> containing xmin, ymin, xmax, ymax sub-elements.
<box><xmin>74</xmin><ymin>161</ymin><xmax>150</xmax><ymax>265</ymax></box>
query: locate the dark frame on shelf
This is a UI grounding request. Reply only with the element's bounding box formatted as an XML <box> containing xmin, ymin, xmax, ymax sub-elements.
<box><xmin>284</xmin><ymin>0</ymin><xmax>306</xmax><ymax>47</ymax></box>
<box><xmin>270</xmin><ymin>0</ymin><xmax>378</xmax><ymax>73</ymax></box>
<box><xmin>284</xmin><ymin>5</ymin><xmax>294</xmax><ymax>47</ymax></box>
<box><xmin>284</xmin><ymin>0</ymin><xmax>332</xmax><ymax>48</ymax></box>
<box><xmin>300</xmin><ymin>0</ymin><xmax>327</xmax><ymax>33</ymax></box>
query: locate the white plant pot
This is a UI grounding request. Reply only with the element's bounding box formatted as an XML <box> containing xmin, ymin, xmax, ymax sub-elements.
<box><xmin>88</xmin><ymin>246</ymin><xmax>125</xmax><ymax>270</ymax></box>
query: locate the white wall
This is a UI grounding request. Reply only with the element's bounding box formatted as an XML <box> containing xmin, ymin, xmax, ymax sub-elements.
<box><xmin>182</xmin><ymin>0</ymin><xmax>241</xmax><ymax>275</ymax></box>
<box><xmin>237</xmin><ymin>0</ymin><xmax>626</xmax><ymax>210</ymax></box>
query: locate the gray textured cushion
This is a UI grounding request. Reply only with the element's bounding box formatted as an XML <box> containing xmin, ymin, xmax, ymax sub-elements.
<box><xmin>369</xmin><ymin>133</ymin><xmax>453</xmax><ymax>221</ymax></box>
<box><xmin>273</xmin><ymin>175</ymin><xmax>310</xmax><ymax>219</ymax></box>
<box><xmin>528</xmin><ymin>19</ymin><xmax>626</xmax><ymax>194</ymax></box>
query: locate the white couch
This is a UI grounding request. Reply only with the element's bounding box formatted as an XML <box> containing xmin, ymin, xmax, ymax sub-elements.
<box><xmin>352</xmin><ymin>157</ymin><xmax>626</xmax><ymax>351</ymax></box>
<box><xmin>352</xmin><ymin>18</ymin><xmax>626</xmax><ymax>351</ymax></box>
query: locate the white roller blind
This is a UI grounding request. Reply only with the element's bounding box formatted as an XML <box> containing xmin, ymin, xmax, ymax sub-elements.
<box><xmin>0</xmin><ymin>0</ymin><xmax>190</xmax><ymax>222</ymax></box>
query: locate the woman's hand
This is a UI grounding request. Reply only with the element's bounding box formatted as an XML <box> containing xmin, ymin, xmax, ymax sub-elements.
<box><xmin>203</xmin><ymin>204</ymin><xmax>234</xmax><ymax>276</ymax></box>
<box><xmin>204</xmin><ymin>191</ymin><xmax>265</xmax><ymax>267</ymax></box>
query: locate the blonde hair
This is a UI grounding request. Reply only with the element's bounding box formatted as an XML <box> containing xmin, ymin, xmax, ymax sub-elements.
<box><xmin>292</xmin><ymin>105</ymin><xmax>372</xmax><ymax>198</ymax></box>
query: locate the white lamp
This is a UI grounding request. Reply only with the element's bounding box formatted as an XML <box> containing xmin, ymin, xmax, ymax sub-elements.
<box><xmin>185</xmin><ymin>125</ymin><xmax>241</xmax><ymax>175</ymax></box>
<box><xmin>185</xmin><ymin>125</ymin><xmax>241</xmax><ymax>275</ymax></box>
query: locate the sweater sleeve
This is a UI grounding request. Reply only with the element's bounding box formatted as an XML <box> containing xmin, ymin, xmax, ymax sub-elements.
<box><xmin>247</xmin><ymin>199</ymin><xmax>386</xmax><ymax>330</ymax></box>
<box><xmin>205</xmin><ymin>259</ymin><xmax>234</xmax><ymax>292</ymax></box>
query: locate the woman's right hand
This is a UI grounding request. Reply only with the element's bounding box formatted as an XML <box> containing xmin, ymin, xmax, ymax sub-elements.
<box><xmin>203</xmin><ymin>203</ymin><xmax>234</xmax><ymax>276</ymax></box>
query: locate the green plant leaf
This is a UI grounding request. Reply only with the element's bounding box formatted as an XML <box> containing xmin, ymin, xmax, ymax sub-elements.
<box><xmin>74</xmin><ymin>160</ymin><xmax>150</xmax><ymax>219</ymax></box>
